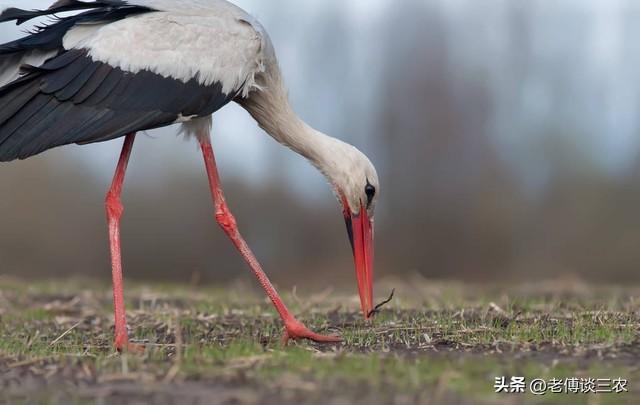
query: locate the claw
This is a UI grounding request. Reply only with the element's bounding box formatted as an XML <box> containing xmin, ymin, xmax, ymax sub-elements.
<box><xmin>281</xmin><ymin>318</ymin><xmax>342</xmax><ymax>346</ymax></box>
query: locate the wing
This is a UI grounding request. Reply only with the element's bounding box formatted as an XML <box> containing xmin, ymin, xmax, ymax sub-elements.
<box><xmin>0</xmin><ymin>0</ymin><xmax>266</xmax><ymax>162</ymax></box>
<box><xmin>0</xmin><ymin>50</ymin><xmax>233</xmax><ymax>161</ymax></box>
<box><xmin>0</xmin><ymin>1</ymin><xmax>152</xmax><ymax>88</ymax></box>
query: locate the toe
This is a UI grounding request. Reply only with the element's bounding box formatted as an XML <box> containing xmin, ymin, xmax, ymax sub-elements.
<box><xmin>283</xmin><ymin>319</ymin><xmax>342</xmax><ymax>344</ymax></box>
<box><xmin>307</xmin><ymin>332</ymin><xmax>342</xmax><ymax>343</ymax></box>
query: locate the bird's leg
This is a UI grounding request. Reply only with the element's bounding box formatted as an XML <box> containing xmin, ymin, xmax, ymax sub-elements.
<box><xmin>199</xmin><ymin>136</ymin><xmax>341</xmax><ymax>345</ymax></box>
<box><xmin>105</xmin><ymin>134</ymin><xmax>142</xmax><ymax>353</ymax></box>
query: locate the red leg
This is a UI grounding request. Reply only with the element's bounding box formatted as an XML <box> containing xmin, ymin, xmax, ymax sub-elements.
<box><xmin>199</xmin><ymin>136</ymin><xmax>341</xmax><ymax>345</ymax></box>
<box><xmin>105</xmin><ymin>134</ymin><xmax>142</xmax><ymax>352</ymax></box>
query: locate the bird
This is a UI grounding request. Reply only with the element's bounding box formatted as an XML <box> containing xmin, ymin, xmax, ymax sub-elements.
<box><xmin>0</xmin><ymin>0</ymin><xmax>379</xmax><ymax>352</ymax></box>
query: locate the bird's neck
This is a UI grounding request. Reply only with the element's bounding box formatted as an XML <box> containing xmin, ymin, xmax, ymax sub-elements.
<box><xmin>238</xmin><ymin>69</ymin><xmax>342</xmax><ymax>174</ymax></box>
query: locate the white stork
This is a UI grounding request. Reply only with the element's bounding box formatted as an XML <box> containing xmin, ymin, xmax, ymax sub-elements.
<box><xmin>0</xmin><ymin>0</ymin><xmax>379</xmax><ymax>351</ymax></box>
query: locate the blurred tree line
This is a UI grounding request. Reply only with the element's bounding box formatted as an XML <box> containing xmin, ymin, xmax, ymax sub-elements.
<box><xmin>1</xmin><ymin>0</ymin><xmax>640</xmax><ymax>285</ymax></box>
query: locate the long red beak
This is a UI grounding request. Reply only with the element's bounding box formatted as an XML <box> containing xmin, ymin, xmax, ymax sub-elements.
<box><xmin>344</xmin><ymin>202</ymin><xmax>374</xmax><ymax>319</ymax></box>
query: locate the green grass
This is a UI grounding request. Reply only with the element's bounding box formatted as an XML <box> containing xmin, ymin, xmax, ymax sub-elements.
<box><xmin>1</xmin><ymin>278</ymin><xmax>639</xmax><ymax>404</ymax></box>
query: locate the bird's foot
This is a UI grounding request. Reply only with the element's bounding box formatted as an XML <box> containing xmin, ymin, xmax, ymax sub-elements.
<box><xmin>114</xmin><ymin>334</ymin><xmax>145</xmax><ymax>354</ymax></box>
<box><xmin>281</xmin><ymin>318</ymin><xmax>342</xmax><ymax>346</ymax></box>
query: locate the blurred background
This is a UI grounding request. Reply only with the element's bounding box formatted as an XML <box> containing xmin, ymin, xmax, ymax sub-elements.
<box><xmin>1</xmin><ymin>0</ymin><xmax>640</xmax><ymax>288</ymax></box>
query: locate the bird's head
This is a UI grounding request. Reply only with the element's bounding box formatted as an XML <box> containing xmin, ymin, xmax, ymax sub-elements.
<box><xmin>318</xmin><ymin>142</ymin><xmax>379</xmax><ymax>319</ymax></box>
<box><xmin>237</xmin><ymin>80</ymin><xmax>379</xmax><ymax>317</ymax></box>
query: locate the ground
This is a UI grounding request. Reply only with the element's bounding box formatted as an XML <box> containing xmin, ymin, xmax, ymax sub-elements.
<box><xmin>0</xmin><ymin>276</ymin><xmax>639</xmax><ymax>404</ymax></box>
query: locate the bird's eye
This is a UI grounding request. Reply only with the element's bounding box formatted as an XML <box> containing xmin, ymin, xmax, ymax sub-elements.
<box><xmin>365</xmin><ymin>183</ymin><xmax>376</xmax><ymax>207</ymax></box>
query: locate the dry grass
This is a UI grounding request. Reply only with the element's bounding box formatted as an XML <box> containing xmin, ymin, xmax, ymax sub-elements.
<box><xmin>0</xmin><ymin>276</ymin><xmax>639</xmax><ymax>404</ymax></box>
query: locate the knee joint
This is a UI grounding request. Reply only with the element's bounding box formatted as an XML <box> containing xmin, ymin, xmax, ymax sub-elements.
<box><xmin>105</xmin><ymin>192</ymin><xmax>124</xmax><ymax>219</ymax></box>
<box><xmin>215</xmin><ymin>207</ymin><xmax>237</xmax><ymax>231</ymax></box>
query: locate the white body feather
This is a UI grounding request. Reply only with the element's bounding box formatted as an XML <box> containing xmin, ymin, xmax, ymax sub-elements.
<box><xmin>63</xmin><ymin>1</ymin><xmax>266</xmax><ymax>97</ymax></box>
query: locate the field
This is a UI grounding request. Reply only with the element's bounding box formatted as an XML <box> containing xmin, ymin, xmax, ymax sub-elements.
<box><xmin>0</xmin><ymin>276</ymin><xmax>639</xmax><ymax>404</ymax></box>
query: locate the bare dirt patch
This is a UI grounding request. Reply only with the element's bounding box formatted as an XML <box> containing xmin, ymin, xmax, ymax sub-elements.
<box><xmin>1</xmin><ymin>278</ymin><xmax>639</xmax><ymax>404</ymax></box>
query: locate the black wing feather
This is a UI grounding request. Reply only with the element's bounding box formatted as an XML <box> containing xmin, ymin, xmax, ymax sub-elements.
<box><xmin>0</xmin><ymin>51</ymin><xmax>235</xmax><ymax>161</ymax></box>
<box><xmin>83</xmin><ymin>68</ymin><xmax>125</xmax><ymax>106</ymax></box>
<box><xmin>54</xmin><ymin>61</ymin><xmax>102</xmax><ymax>101</ymax></box>
<box><xmin>0</xmin><ymin>1</ymin><xmax>127</xmax><ymax>25</ymax></box>
<box><xmin>0</xmin><ymin>82</ymin><xmax>39</xmax><ymax>124</ymax></box>
<box><xmin>0</xmin><ymin>95</ymin><xmax>55</xmax><ymax>144</ymax></box>
<box><xmin>0</xmin><ymin>2</ymin><xmax>154</xmax><ymax>56</ymax></box>
<box><xmin>41</xmin><ymin>56</ymin><xmax>93</xmax><ymax>93</ymax></box>
<box><xmin>72</xmin><ymin>63</ymin><xmax>114</xmax><ymax>103</ymax></box>
<box><xmin>1</xmin><ymin>98</ymin><xmax>62</xmax><ymax>158</ymax></box>
<box><xmin>0</xmin><ymin>2</ymin><xmax>235</xmax><ymax>162</ymax></box>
